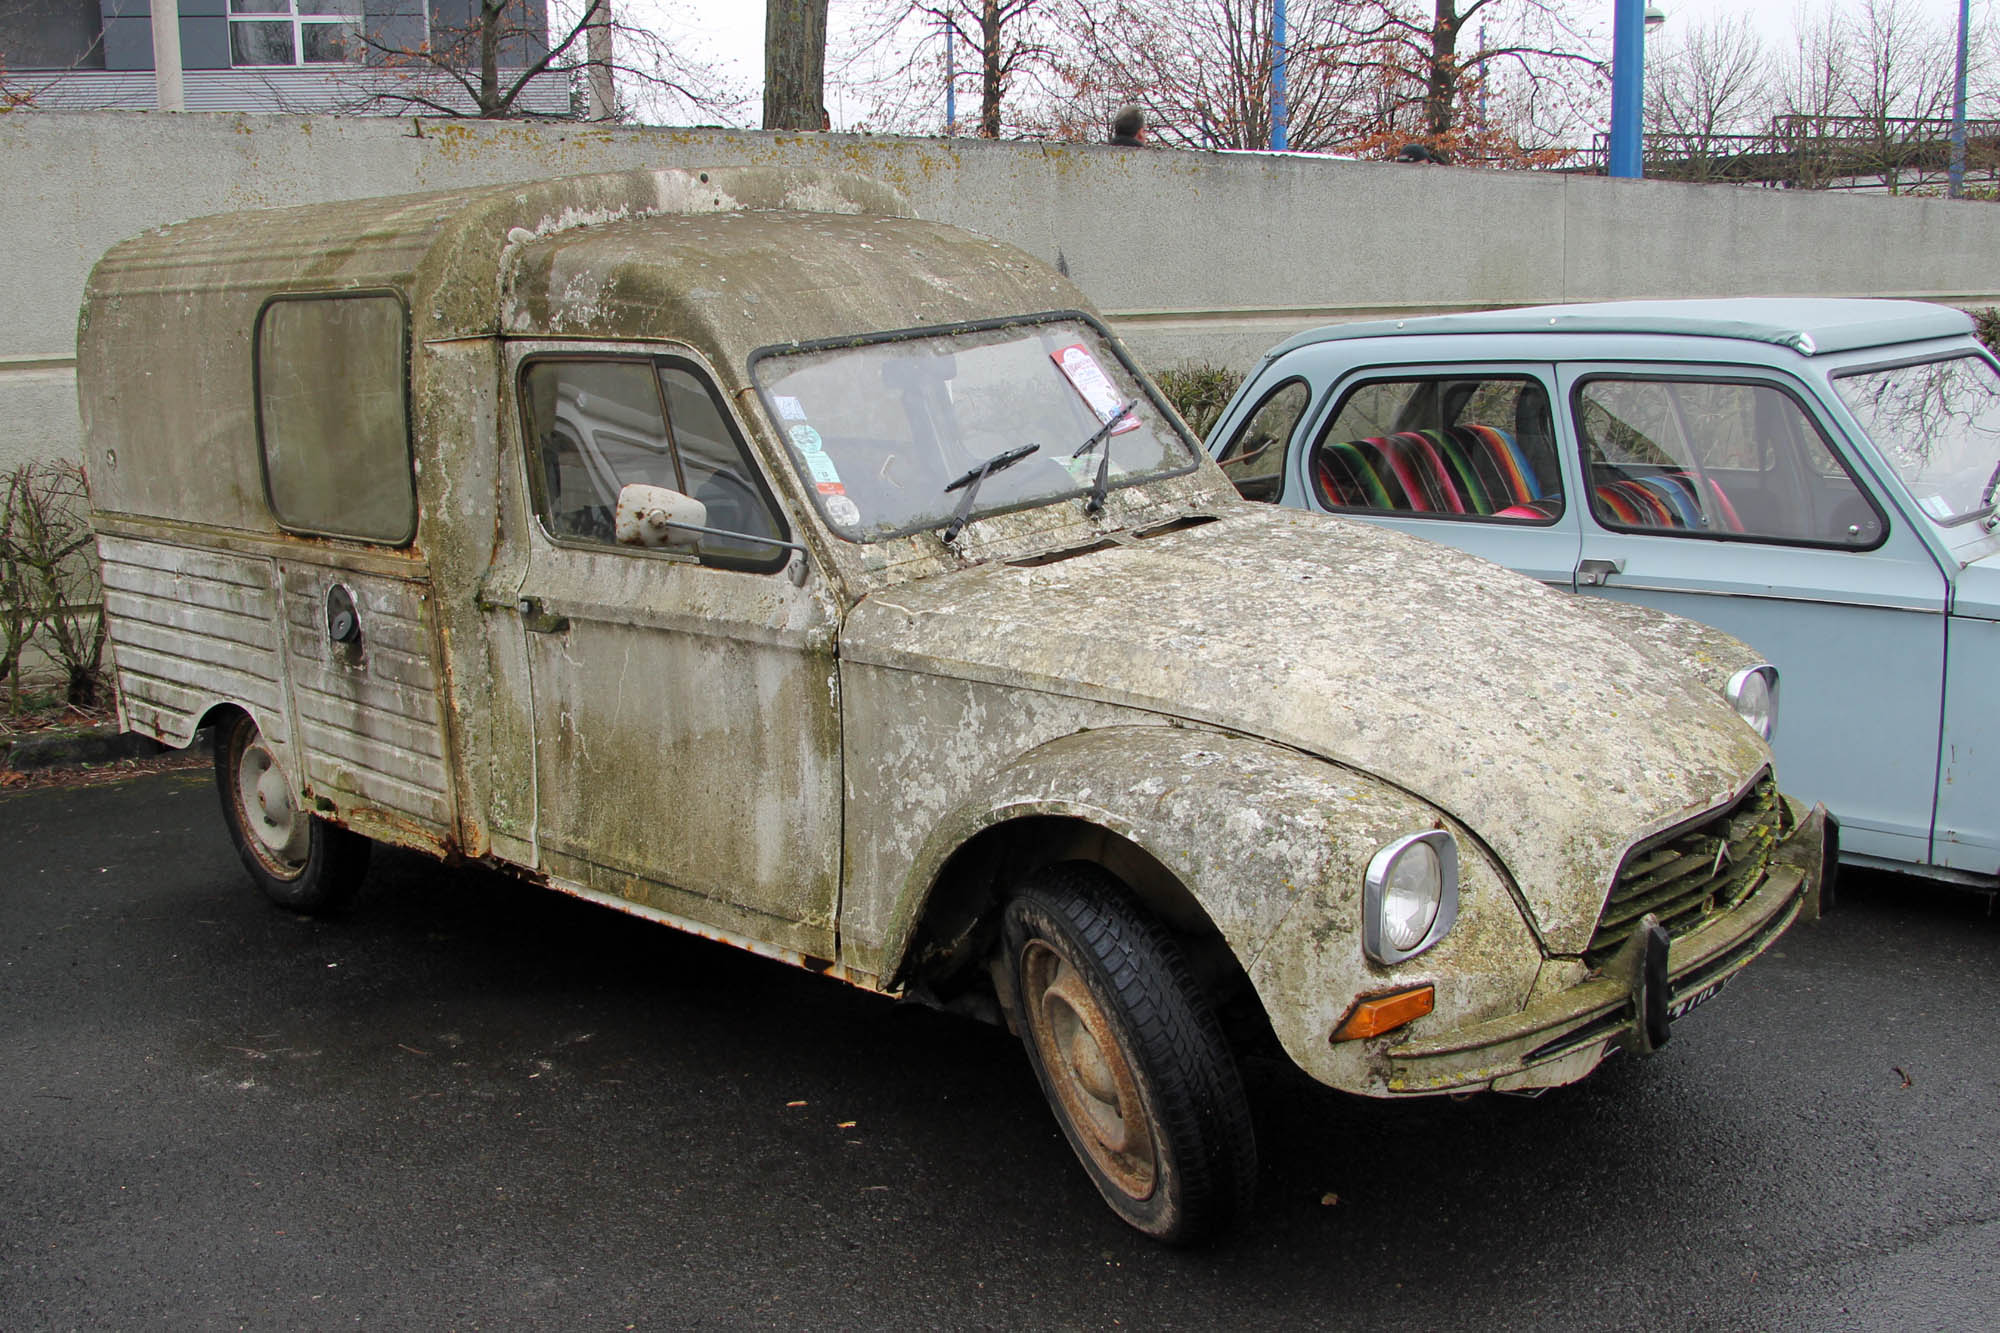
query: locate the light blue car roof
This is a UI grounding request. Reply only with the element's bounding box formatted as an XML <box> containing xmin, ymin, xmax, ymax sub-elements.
<box><xmin>1266</xmin><ymin>298</ymin><xmax>1976</xmax><ymax>359</ymax></box>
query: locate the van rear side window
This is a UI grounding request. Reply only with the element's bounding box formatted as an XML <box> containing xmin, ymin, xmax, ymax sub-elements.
<box><xmin>255</xmin><ymin>293</ymin><xmax>415</xmax><ymax>544</ymax></box>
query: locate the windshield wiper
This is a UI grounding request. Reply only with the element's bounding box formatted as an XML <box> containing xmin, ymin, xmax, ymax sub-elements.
<box><xmin>941</xmin><ymin>442</ymin><xmax>1041</xmax><ymax>542</ymax></box>
<box><xmin>1071</xmin><ymin>401</ymin><xmax>1136</xmax><ymax>516</ymax></box>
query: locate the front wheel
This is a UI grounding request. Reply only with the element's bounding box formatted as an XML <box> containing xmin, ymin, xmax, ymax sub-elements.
<box><xmin>215</xmin><ymin>712</ymin><xmax>369</xmax><ymax>914</ymax></box>
<box><xmin>1001</xmin><ymin>864</ymin><xmax>1257</xmax><ymax>1243</ymax></box>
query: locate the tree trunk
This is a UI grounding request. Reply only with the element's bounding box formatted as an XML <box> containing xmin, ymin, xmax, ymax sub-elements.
<box><xmin>980</xmin><ymin>0</ymin><xmax>1003</xmax><ymax>138</ymax></box>
<box><xmin>586</xmin><ymin>0</ymin><xmax>617</xmax><ymax>121</ymax></box>
<box><xmin>764</xmin><ymin>0</ymin><xmax>830</xmax><ymax>130</ymax></box>
<box><xmin>1426</xmin><ymin>0</ymin><xmax>1460</xmax><ymax>138</ymax></box>
<box><xmin>479</xmin><ymin>0</ymin><xmax>503</xmax><ymax>117</ymax></box>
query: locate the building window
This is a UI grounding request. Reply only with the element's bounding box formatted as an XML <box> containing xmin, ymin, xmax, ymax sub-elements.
<box><xmin>229</xmin><ymin>0</ymin><xmax>365</xmax><ymax>67</ymax></box>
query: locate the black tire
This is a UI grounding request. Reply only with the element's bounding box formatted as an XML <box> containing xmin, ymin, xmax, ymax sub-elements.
<box><xmin>215</xmin><ymin>712</ymin><xmax>370</xmax><ymax>914</ymax></box>
<box><xmin>1001</xmin><ymin>863</ymin><xmax>1257</xmax><ymax>1243</ymax></box>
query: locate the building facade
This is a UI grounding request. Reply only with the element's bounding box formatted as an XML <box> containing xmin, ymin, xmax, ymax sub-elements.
<box><xmin>0</xmin><ymin>1</ymin><xmax>571</xmax><ymax>114</ymax></box>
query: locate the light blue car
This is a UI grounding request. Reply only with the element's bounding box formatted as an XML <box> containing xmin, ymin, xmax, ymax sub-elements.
<box><xmin>1207</xmin><ymin>298</ymin><xmax>2000</xmax><ymax>887</ymax></box>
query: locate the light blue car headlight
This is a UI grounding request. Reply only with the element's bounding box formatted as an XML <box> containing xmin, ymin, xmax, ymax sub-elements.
<box><xmin>1363</xmin><ymin>830</ymin><xmax>1460</xmax><ymax>965</ymax></box>
<box><xmin>1726</xmin><ymin>664</ymin><xmax>1779</xmax><ymax>741</ymax></box>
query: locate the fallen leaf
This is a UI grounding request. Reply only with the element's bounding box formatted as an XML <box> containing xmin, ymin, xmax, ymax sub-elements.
<box><xmin>837</xmin><ymin>1120</ymin><xmax>856</xmax><ymax>1129</ymax></box>
<box><xmin>786</xmin><ymin>1100</ymin><xmax>807</xmax><ymax>1108</ymax></box>
<box><xmin>1894</xmin><ymin>1066</ymin><xmax>1913</xmax><ymax>1089</ymax></box>
<box><xmin>1320</xmin><ymin>1192</ymin><xmax>1339</xmax><ymax>1207</ymax></box>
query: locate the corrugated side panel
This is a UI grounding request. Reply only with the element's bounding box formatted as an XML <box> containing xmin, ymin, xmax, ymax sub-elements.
<box><xmin>98</xmin><ymin>533</ymin><xmax>288</xmax><ymax>750</ymax></box>
<box><xmin>278</xmin><ymin>563</ymin><xmax>452</xmax><ymax>835</ymax></box>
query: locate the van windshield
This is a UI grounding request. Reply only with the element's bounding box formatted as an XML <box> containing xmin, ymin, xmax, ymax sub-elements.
<box><xmin>1834</xmin><ymin>353</ymin><xmax>2000</xmax><ymax>526</ymax></box>
<box><xmin>752</xmin><ymin>316</ymin><xmax>1195</xmax><ymax>542</ymax></box>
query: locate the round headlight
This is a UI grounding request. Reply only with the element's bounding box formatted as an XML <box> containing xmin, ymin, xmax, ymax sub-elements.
<box><xmin>1726</xmin><ymin>664</ymin><xmax>1778</xmax><ymax>741</ymax></box>
<box><xmin>1382</xmin><ymin>841</ymin><xmax>1442</xmax><ymax>952</ymax></box>
<box><xmin>1364</xmin><ymin>830</ymin><xmax>1461</xmax><ymax>965</ymax></box>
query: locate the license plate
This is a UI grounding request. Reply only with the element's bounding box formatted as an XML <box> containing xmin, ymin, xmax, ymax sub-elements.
<box><xmin>1667</xmin><ymin>977</ymin><xmax>1727</xmax><ymax>1021</ymax></box>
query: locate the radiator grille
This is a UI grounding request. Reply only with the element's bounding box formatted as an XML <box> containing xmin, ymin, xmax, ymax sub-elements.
<box><xmin>1586</xmin><ymin>777</ymin><xmax>1782</xmax><ymax>965</ymax></box>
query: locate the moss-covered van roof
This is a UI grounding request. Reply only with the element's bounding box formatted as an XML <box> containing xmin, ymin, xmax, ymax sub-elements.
<box><xmin>502</xmin><ymin>209</ymin><xmax>1081</xmax><ymax>365</ymax></box>
<box><xmin>77</xmin><ymin>166</ymin><xmax>1089</xmax><ymax>534</ymax></box>
<box><xmin>1268</xmin><ymin>298</ymin><xmax>1976</xmax><ymax>359</ymax></box>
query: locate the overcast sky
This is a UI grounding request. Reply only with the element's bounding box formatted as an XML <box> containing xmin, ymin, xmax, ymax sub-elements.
<box><xmin>653</xmin><ymin>0</ymin><xmax>1990</xmax><ymax>131</ymax></box>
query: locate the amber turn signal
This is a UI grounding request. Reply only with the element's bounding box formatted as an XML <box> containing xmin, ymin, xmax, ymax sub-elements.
<box><xmin>1329</xmin><ymin>985</ymin><xmax>1435</xmax><ymax>1042</ymax></box>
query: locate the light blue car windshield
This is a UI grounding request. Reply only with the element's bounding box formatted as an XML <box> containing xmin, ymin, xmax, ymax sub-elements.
<box><xmin>1835</xmin><ymin>353</ymin><xmax>2000</xmax><ymax>526</ymax></box>
<box><xmin>752</xmin><ymin>317</ymin><xmax>1194</xmax><ymax>542</ymax></box>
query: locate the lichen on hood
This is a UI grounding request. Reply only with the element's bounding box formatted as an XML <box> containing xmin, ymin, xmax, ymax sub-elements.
<box><xmin>841</xmin><ymin>504</ymin><xmax>1772</xmax><ymax>953</ymax></box>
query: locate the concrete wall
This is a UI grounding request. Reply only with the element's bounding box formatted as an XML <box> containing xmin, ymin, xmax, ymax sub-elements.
<box><xmin>6</xmin><ymin>110</ymin><xmax>2000</xmax><ymax>474</ymax></box>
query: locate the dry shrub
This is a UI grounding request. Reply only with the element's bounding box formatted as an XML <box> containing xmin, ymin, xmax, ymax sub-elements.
<box><xmin>1</xmin><ymin>461</ymin><xmax>105</xmax><ymax>712</ymax></box>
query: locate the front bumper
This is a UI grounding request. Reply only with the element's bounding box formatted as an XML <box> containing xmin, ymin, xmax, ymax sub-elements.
<box><xmin>1376</xmin><ymin>799</ymin><xmax>1831</xmax><ymax>1096</ymax></box>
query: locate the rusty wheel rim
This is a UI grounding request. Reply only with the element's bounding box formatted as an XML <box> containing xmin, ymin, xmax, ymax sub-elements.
<box><xmin>1021</xmin><ymin>938</ymin><xmax>1157</xmax><ymax>1202</ymax></box>
<box><xmin>232</xmin><ymin>726</ymin><xmax>310</xmax><ymax>880</ymax></box>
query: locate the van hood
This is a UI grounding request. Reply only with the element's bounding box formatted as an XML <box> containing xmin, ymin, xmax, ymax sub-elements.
<box><xmin>840</xmin><ymin>506</ymin><xmax>1771</xmax><ymax>952</ymax></box>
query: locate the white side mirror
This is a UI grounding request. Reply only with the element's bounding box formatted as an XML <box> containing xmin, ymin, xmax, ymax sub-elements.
<box><xmin>614</xmin><ymin>483</ymin><xmax>707</xmax><ymax>550</ymax></box>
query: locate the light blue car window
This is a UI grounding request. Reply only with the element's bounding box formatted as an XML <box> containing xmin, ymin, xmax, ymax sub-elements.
<box><xmin>1217</xmin><ymin>377</ymin><xmax>1309</xmax><ymax>503</ymax></box>
<box><xmin>1834</xmin><ymin>354</ymin><xmax>2000</xmax><ymax>527</ymax></box>
<box><xmin>1576</xmin><ymin>377</ymin><xmax>1882</xmax><ymax>547</ymax></box>
<box><xmin>1306</xmin><ymin>375</ymin><xmax>1563</xmax><ymax>523</ymax></box>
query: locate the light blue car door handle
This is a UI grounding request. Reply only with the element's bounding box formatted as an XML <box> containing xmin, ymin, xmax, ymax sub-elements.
<box><xmin>1577</xmin><ymin>558</ymin><xmax>1625</xmax><ymax>587</ymax></box>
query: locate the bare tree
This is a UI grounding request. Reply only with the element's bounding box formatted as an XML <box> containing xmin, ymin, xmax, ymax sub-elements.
<box><xmin>765</xmin><ymin>0</ymin><xmax>830</xmax><ymax>128</ymax></box>
<box><xmin>1770</xmin><ymin>0</ymin><xmax>1990</xmax><ymax>191</ymax></box>
<box><xmin>1307</xmin><ymin>0</ymin><xmax>1600</xmax><ymax>153</ymax></box>
<box><xmin>838</xmin><ymin>0</ymin><xmax>1060</xmax><ymax>137</ymax></box>
<box><xmin>348</xmin><ymin>0</ymin><xmax>741</xmax><ymax>122</ymax></box>
<box><xmin>1050</xmin><ymin>0</ymin><xmax>1381</xmax><ymax>152</ymax></box>
<box><xmin>1643</xmin><ymin>11</ymin><xmax>1772</xmax><ymax>178</ymax></box>
<box><xmin>1044</xmin><ymin>0</ymin><xmax>1594</xmax><ymax>163</ymax></box>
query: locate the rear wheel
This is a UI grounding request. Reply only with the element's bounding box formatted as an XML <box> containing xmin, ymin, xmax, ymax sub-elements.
<box><xmin>215</xmin><ymin>712</ymin><xmax>369</xmax><ymax>914</ymax></box>
<box><xmin>1001</xmin><ymin>864</ymin><xmax>1256</xmax><ymax>1243</ymax></box>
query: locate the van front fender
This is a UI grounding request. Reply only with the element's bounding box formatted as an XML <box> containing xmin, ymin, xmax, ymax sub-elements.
<box><xmin>871</xmin><ymin>726</ymin><xmax>1500</xmax><ymax>987</ymax></box>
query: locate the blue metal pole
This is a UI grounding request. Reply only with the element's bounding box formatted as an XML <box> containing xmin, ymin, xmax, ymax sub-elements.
<box><xmin>1950</xmin><ymin>0</ymin><xmax>1970</xmax><ymax>197</ymax></box>
<box><xmin>946</xmin><ymin>18</ymin><xmax>956</xmax><ymax>136</ymax></box>
<box><xmin>1272</xmin><ymin>0</ymin><xmax>1288</xmax><ymax>151</ymax></box>
<box><xmin>1608</xmin><ymin>0</ymin><xmax>1644</xmax><ymax>177</ymax></box>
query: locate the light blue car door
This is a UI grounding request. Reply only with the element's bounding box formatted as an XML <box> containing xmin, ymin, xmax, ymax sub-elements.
<box><xmin>1272</xmin><ymin>362</ymin><xmax>1582</xmax><ymax>585</ymax></box>
<box><xmin>1558</xmin><ymin>362</ymin><xmax>1950</xmax><ymax>870</ymax></box>
<box><xmin>1933</xmin><ymin>558</ymin><xmax>2000</xmax><ymax>877</ymax></box>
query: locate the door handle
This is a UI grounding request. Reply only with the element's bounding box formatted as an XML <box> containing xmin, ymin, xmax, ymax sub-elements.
<box><xmin>1577</xmin><ymin>558</ymin><xmax>1625</xmax><ymax>587</ymax></box>
<box><xmin>517</xmin><ymin>596</ymin><xmax>570</xmax><ymax>634</ymax></box>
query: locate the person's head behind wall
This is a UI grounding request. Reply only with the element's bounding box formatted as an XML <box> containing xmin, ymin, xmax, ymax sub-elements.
<box><xmin>1394</xmin><ymin>143</ymin><xmax>1443</xmax><ymax>164</ymax></box>
<box><xmin>1111</xmin><ymin>104</ymin><xmax>1147</xmax><ymax>147</ymax></box>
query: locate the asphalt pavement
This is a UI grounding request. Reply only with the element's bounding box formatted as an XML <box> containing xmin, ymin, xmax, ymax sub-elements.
<box><xmin>4</xmin><ymin>769</ymin><xmax>1997</xmax><ymax>1331</ymax></box>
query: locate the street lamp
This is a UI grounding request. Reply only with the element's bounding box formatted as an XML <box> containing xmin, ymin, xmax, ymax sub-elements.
<box><xmin>1607</xmin><ymin>2</ymin><xmax>1666</xmax><ymax>178</ymax></box>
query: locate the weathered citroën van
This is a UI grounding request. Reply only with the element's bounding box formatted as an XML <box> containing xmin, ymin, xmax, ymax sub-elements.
<box><xmin>79</xmin><ymin>168</ymin><xmax>1831</xmax><ymax>1241</ymax></box>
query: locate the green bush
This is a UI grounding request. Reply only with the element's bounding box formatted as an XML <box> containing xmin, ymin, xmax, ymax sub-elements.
<box><xmin>1973</xmin><ymin>308</ymin><xmax>2000</xmax><ymax>357</ymax></box>
<box><xmin>1153</xmin><ymin>363</ymin><xmax>1244</xmax><ymax>441</ymax></box>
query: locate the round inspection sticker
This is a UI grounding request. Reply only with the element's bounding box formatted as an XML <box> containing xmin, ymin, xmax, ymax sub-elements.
<box><xmin>790</xmin><ymin>424</ymin><xmax>824</xmax><ymax>453</ymax></box>
<box><xmin>824</xmin><ymin>494</ymin><xmax>862</xmax><ymax>528</ymax></box>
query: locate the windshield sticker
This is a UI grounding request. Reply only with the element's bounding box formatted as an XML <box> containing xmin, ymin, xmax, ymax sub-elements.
<box><xmin>1052</xmin><ymin>344</ymin><xmax>1143</xmax><ymax>435</ymax></box>
<box><xmin>1920</xmin><ymin>493</ymin><xmax>1955</xmax><ymax>518</ymax></box>
<box><xmin>774</xmin><ymin>395</ymin><xmax>808</xmax><ymax>422</ymax></box>
<box><xmin>824</xmin><ymin>493</ymin><xmax>862</xmax><ymax>528</ymax></box>
<box><xmin>790</xmin><ymin>424</ymin><xmax>825</xmax><ymax>453</ymax></box>
<box><xmin>805</xmin><ymin>450</ymin><xmax>844</xmax><ymax>487</ymax></box>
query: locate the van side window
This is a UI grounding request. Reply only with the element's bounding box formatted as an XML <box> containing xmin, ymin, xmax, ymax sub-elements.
<box><xmin>1575</xmin><ymin>377</ymin><xmax>1884</xmax><ymax>547</ymax></box>
<box><xmin>520</xmin><ymin>357</ymin><xmax>788</xmax><ymax>570</ymax></box>
<box><xmin>1217</xmin><ymin>378</ymin><xmax>1309</xmax><ymax>502</ymax></box>
<box><xmin>1307</xmin><ymin>375</ymin><xmax>1564</xmax><ymax>522</ymax></box>
<box><xmin>256</xmin><ymin>293</ymin><xmax>414</xmax><ymax>544</ymax></box>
